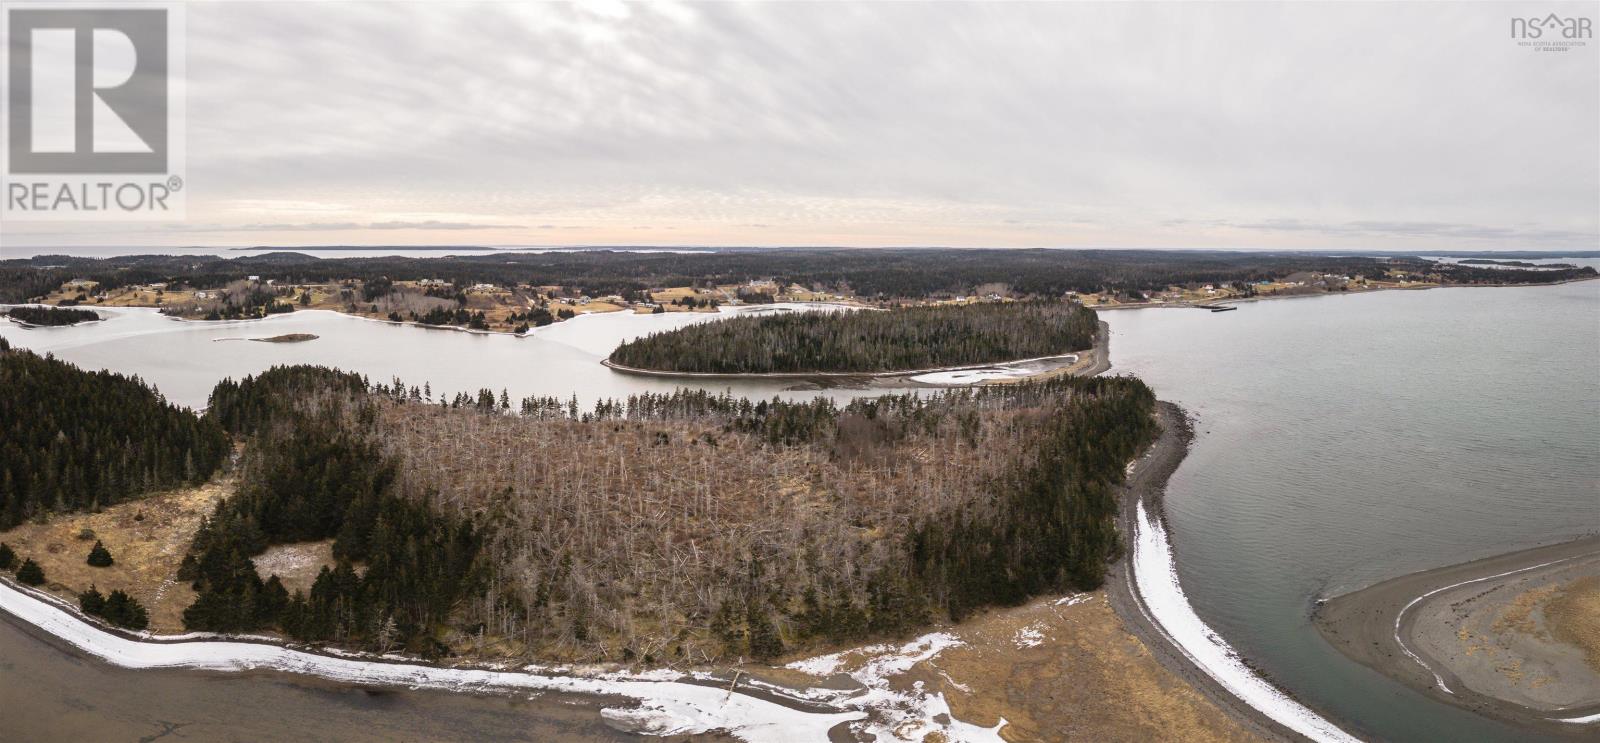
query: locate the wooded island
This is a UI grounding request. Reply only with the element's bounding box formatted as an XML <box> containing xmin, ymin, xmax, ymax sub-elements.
<box><xmin>610</xmin><ymin>301</ymin><xmax>1098</xmax><ymax>374</ymax></box>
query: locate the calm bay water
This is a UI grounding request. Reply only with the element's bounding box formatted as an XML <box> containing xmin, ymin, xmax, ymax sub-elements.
<box><xmin>1103</xmin><ymin>280</ymin><xmax>1600</xmax><ymax>742</ymax></box>
<box><xmin>3</xmin><ymin>282</ymin><xmax>1596</xmax><ymax>741</ymax></box>
<box><xmin>0</xmin><ymin>304</ymin><xmax>880</xmax><ymax>412</ymax></box>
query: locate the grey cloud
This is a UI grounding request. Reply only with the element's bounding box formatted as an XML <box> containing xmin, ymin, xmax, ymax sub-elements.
<box><xmin>6</xmin><ymin>2</ymin><xmax>1595</xmax><ymax>250</ymax></box>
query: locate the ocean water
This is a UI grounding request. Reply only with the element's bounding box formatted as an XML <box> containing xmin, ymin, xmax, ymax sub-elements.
<box><xmin>1104</xmin><ymin>279</ymin><xmax>1600</xmax><ymax>742</ymax></box>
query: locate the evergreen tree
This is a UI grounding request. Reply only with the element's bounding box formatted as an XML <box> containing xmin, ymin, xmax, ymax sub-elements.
<box><xmin>15</xmin><ymin>558</ymin><xmax>45</xmax><ymax>585</ymax></box>
<box><xmin>0</xmin><ymin>350</ymin><xmax>227</xmax><ymax>529</ymax></box>
<box><xmin>0</xmin><ymin>542</ymin><xmax>14</xmax><ymax>570</ymax></box>
<box><xmin>102</xmin><ymin>589</ymin><xmax>150</xmax><ymax>630</ymax></box>
<box><xmin>86</xmin><ymin>540</ymin><xmax>114</xmax><ymax>567</ymax></box>
<box><xmin>79</xmin><ymin>584</ymin><xmax>106</xmax><ymax>615</ymax></box>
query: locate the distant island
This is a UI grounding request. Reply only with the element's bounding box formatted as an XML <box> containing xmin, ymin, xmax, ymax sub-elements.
<box><xmin>609</xmin><ymin>301</ymin><xmax>1098</xmax><ymax>375</ymax></box>
<box><xmin>251</xmin><ymin>333</ymin><xmax>318</xmax><ymax>343</ymax></box>
<box><xmin>3</xmin><ymin>306</ymin><xmax>99</xmax><ymax>327</ymax></box>
<box><xmin>231</xmin><ymin>245</ymin><xmax>494</xmax><ymax>252</ymax></box>
<box><xmin>1459</xmin><ymin>258</ymin><xmax>1576</xmax><ymax>269</ymax></box>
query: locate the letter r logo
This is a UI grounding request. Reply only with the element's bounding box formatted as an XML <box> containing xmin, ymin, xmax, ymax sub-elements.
<box><xmin>7</xmin><ymin>8</ymin><xmax>168</xmax><ymax>174</ymax></box>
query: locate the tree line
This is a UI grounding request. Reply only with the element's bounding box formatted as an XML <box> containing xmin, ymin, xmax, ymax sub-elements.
<box><xmin>0</xmin><ymin>347</ymin><xmax>227</xmax><ymax>530</ymax></box>
<box><xmin>610</xmin><ymin>301</ymin><xmax>1099</xmax><ymax>374</ymax></box>
<box><xmin>13</xmin><ymin>249</ymin><xmax>1589</xmax><ymax>306</ymax></box>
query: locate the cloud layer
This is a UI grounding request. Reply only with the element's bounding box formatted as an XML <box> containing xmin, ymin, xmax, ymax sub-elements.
<box><xmin>4</xmin><ymin>1</ymin><xmax>1596</xmax><ymax>251</ymax></box>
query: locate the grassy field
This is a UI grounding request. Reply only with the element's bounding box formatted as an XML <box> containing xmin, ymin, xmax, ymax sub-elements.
<box><xmin>0</xmin><ymin>478</ymin><xmax>231</xmax><ymax>632</ymax></box>
<box><xmin>774</xmin><ymin>592</ymin><xmax>1261</xmax><ymax>743</ymax></box>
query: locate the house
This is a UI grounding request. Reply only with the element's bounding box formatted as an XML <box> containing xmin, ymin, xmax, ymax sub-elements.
<box><xmin>418</xmin><ymin>278</ymin><xmax>447</xmax><ymax>287</ymax></box>
<box><xmin>195</xmin><ymin>291</ymin><xmax>211</xmax><ymax>299</ymax></box>
<box><xmin>246</xmin><ymin>275</ymin><xmax>260</xmax><ymax>282</ymax></box>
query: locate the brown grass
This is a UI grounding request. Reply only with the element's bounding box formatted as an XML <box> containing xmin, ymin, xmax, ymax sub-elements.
<box><xmin>782</xmin><ymin>593</ymin><xmax>1262</xmax><ymax>743</ymax></box>
<box><xmin>939</xmin><ymin>595</ymin><xmax>1261</xmax><ymax>742</ymax></box>
<box><xmin>0</xmin><ymin>478</ymin><xmax>231</xmax><ymax>632</ymax></box>
<box><xmin>1547</xmin><ymin>576</ymin><xmax>1600</xmax><ymax>673</ymax></box>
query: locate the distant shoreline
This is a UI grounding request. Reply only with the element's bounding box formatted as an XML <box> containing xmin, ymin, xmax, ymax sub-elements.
<box><xmin>1090</xmin><ymin>273</ymin><xmax>1600</xmax><ymax>312</ymax></box>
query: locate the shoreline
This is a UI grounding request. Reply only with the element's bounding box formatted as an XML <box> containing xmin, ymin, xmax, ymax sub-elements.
<box><xmin>599</xmin><ymin>351</ymin><xmax>1085</xmax><ymax>383</ymax></box>
<box><xmin>1103</xmin><ymin>403</ymin><xmax>1355</xmax><ymax>743</ymax></box>
<box><xmin>0</xmin><ymin>573</ymin><xmax>863</xmax><ymax>742</ymax></box>
<box><xmin>601</xmin><ymin>315</ymin><xmax>1107</xmax><ymax>386</ymax></box>
<box><xmin>1087</xmin><ymin>273</ymin><xmax>1600</xmax><ymax>312</ymax></box>
<box><xmin>1314</xmin><ymin>537</ymin><xmax>1600</xmax><ymax>736</ymax></box>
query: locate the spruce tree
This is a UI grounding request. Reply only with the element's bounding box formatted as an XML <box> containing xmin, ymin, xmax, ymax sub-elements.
<box><xmin>86</xmin><ymin>540</ymin><xmax>114</xmax><ymax>567</ymax></box>
<box><xmin>15</xmin><ymin>558</ymin><xmax>45</xmax><ymax>586</ymax></box>
<box><xmin>104</xmin><ymin>589</ymin><xmax>150</xmax><ymax>630</ymax></box>
<box><xmin>80</xmin><ymin>584</ymin><xmax>106</xmax><ymax>615</ymax></box>
<box><xmin>0</xmin><ymin>542</ymin><xmax>14</xmax><ymax>570</ymax></box>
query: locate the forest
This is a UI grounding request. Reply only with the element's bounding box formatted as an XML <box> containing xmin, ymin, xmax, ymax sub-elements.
<box><xmin>6</xmin><ymin>248</ymin><xmax>1591</xmax><ymax>305</ymax></box>
<box><xmin>178</xmin><ymin>364</ymin><xmax>1155</xmax><ymax>662</ymax></box>
<box><xmin>610</xmin><ymin>301</ymin><xmax>1098</xmax><ymax>373</ymax></box>
<box><xmin>3</xmin><ymin>306</ymin><xmax>100</xmax><ymax>326</ymax></box>
<box><xmin>0</xmin><ymin>347</ymin><xmax>228</xmax><ymax>530</ymax></box>
<box><xmin>2</xmin><ymin>350</ymin><xmax>1157</xmax><ymax>662</ymax></box>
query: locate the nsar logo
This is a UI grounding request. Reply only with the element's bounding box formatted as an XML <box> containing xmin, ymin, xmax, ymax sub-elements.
<box><xmin>1511</xmin><ymin>13</ymin><xmax>1593</xmax><ymax>51</ymax></box>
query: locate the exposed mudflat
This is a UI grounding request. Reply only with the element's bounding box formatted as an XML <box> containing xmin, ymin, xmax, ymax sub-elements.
<box><xmin>1315</xmin><ymin>536</ymin><xmax>1600</xmax><ymax>735</ymax></box>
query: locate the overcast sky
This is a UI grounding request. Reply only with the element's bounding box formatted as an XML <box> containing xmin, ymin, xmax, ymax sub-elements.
<box><xmin>3</xmin><ymin>1</ymin><xmax>1597</xmax><ymax>252</ymax></box>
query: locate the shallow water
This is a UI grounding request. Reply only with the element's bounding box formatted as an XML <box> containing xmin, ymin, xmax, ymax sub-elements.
<box><xmin>1104</xmin><ymin>280</ymin><xmax>1600</xmax><ymax>742</ymax></box>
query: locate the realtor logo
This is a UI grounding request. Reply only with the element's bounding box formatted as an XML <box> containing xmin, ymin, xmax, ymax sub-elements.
<box><xmin>2</xmin><ymin>3</ymin><xmax>185</xmax><ymax>220</ymax></box>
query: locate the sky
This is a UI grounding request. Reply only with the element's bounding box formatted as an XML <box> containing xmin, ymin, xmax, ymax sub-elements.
<box><xmin>2</xmin><ymin>0</ymin><xmax>1597</xmax><ymax>252</ymax></box>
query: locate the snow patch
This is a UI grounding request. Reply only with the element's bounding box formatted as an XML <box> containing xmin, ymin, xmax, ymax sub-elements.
<box><xmin>909</xmin><ymin>368</ymin><xmax>1021</xmax><ymax>384</ymax></box>
<box><xmin>1015</xmin><ymin>625</ymin><xmax>1045</xmax><ymax>648</ymax></box>
<box><xmin>0</xmin><ymin>580</ymin><xmax>859</xmax><ymax>743</ymax></box>
<box><xmin>1132</xmin><ymin>502</ymin><xmax>1361</xmax><ymax>743</ymax></box>
<box><xmin>784</xmin><ymin>632</ymin><xmax>1006</xmax><ymax>742</ymax></box>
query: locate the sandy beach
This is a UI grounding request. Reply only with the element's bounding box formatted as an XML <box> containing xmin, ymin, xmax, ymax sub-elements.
<box><xmin>1315</xmin><ymin>537</ymin><xmax>1600</xmax><ymax>736</ymax></box>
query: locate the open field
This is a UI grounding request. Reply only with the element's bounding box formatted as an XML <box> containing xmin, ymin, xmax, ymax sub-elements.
<box><xmin>834</xmin><ymin>592</ymin><xmax>1262</xmax><ymax>742</ymax></box>
<box><xmin>0</xmin><ymin>478</ymin><xmax>232</xmax><ymax>633</ymax></box>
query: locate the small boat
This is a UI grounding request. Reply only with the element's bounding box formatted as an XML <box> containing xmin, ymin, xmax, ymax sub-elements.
<box><xmin>1208</xmin><ymin>305</ymin><xmax>1237</xmax><ymax>313</ymax></box>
